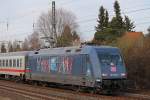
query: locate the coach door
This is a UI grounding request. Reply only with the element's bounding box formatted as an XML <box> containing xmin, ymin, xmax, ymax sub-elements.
<box><xmin>25</xmin><ymin>56</ymin><xmax>32</xmax><ymax>79</ymax></box>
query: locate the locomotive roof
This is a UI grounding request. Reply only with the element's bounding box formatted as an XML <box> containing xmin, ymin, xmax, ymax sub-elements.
<box><xmin>0</xmin><ymin>45</ymin><xmax>119</xmax><ymax>56</ymax></box>
<box><xmin>38</xmin><ymin>45</ymin><xmax>118</xmax><ymax>51</ymax></box>
<box><xmin>29</xmin><ymin>45</ymin><xmax>119</xmax><ymax>56</ymax></box>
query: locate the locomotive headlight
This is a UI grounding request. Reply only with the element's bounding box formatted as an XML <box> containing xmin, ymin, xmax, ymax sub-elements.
<box><xmin>102</xmin><ymin>73</ymin><xmax>108</xmax><ymax>77</ymax></box>
<box><xmin>96</xmin><ymin>79</ymin><xmax>101</xmax><ymax>82</ymax></box>
<box><xmin>121</xmin><ymin>73</ymin><xmax>126</xmax><ymax>76</ymax></box>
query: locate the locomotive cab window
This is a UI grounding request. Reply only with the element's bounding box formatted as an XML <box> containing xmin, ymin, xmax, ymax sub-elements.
<box><xmin>97</xmin><ymin>52</ymin><xmax>123</xmax><ymax>66</ymax></box>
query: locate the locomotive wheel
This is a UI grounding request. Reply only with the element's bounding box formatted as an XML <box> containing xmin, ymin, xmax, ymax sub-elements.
<box><xmin>42</xmin><ymin>82</ymin><xmax>48</xmax><ymax>87</ymax></box>
<box><xmin>88</xmin><ymin>88</ymin><xmax>96</xmax><ymax>94</ymax></box>
<box><xmin>75</xmin><ymin>86</ymin><xmax>82</xmax><ymax>92</ymax></box>
<box><xmin>100</xmin><ymin>90</ymin><xmax>113</xmax><ymax>95</ymax></box>
<box><xmin>33</xmin><ymin>81</ymin><xmax>38</xmax><ymax>86</ymax></box>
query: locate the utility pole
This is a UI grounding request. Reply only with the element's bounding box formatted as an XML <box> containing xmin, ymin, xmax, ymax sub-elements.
<box><xmin>33</xmin><ymin>22</ymin><xmax>35</xmax><ymax>30</ymax></box>
<box><xmin>40</xmin><ymin>1</ymin><xmax>56</xmax><ymax>48</ymax></box>
<box><xmin>52</xmin><ymin>1</ymin><xmax>56</xmax><ymax>47</ymax></box>
<box><xmin>6</xmin><ymin>18</ymin><xmax>9</xmax><ymax>32</ymax></box>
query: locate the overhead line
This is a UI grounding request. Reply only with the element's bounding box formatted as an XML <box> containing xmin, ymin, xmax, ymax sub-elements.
<box><xmin>0</xmin><ymin>3</ymin><xmax>150</xmax><ymax>26</ymax></box>
<box><xmin>3</xmin><ymin>20</ymin><xmax>150</xmax><ymax>40</ymax></box>
<box><xmin>124</xmin><ymin>7</ymin><xmax>150</xmax><ymax>14</ymax></box>
<box><xmin>1</xmin><ymin>1</ymin><xmax>150</xmax><ymax>40</ymax></box>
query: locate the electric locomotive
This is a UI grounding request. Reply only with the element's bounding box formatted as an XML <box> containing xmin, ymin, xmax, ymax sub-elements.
<box><xmin>0</xmin><ymin>45</ymin><xmax>127</xmax><ymax>92</ymax></box>
<box><xmin>26</xmin><ymin>45</ymin><xmax>127</xmax><ymax>91</ymax></box>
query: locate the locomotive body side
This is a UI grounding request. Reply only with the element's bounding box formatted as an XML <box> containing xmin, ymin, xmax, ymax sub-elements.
<box><xmin>25</xmin><ymin>46</ymin><xmax>127</xmax><ymax>90</ymax></box>
<box><xmin>26</xmin><ymin>53</ymin><xmax>95</xmax><ymax>87</ymax></box>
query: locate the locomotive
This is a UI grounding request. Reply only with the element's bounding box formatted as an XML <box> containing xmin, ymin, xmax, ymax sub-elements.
<box><xmin>0</xmin><ymin>45</ymin><xmax>127</xmax><ymax>92</ymax></box>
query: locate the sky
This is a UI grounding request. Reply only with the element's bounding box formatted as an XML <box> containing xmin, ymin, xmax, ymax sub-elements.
<box><xmin>0</xmin><ymin>0</ymin><xmax>150</xmax><ymax>42</ymax></box>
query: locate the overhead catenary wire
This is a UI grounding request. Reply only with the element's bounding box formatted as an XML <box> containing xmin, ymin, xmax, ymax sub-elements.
<box><xmin>0</xmin><ymin>6</ymin><xmax>149</xmax><ymax>33</ymax></box>
<box><xmin>0</xmin><ymin>1</ymin><xmax>150</xmax><ymax>24</ymax></box>
<box><xmin>0</xmin><ymin>0</ymin><xmax>150</xmax><ymax>40</ymax></box>
<box><xmin>1</xmin><ymin>19</ymin><xmax>150</xmax><ymax>41</ymax></box>
<box><xmin>124</xmin><ymin>7</ymin><xmax>150</xmax><ymax>14</ymax></box>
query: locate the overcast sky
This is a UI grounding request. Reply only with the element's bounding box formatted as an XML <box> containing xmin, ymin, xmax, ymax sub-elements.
<box><xmin>0</xmin><ymin>0</ymin><xmax>150</xmax><ymax>41</ymax></box>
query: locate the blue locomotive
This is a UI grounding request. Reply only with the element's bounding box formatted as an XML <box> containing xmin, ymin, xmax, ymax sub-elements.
<box><xmin>0</xmin><ymin>45</ymin><xmax>127</xmax><ymax>92</ymax></box>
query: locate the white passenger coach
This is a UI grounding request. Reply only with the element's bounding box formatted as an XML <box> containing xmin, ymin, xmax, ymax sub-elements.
<box><xmin>0</xmin><ymin>51</ymin><xmax>29</xmax><ymax>78</ymax></box>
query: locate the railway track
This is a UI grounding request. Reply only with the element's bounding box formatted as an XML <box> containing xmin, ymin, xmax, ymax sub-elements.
<box><xmin>122</xmin><ymin>93</ymin><xmax>150</xmax><ymax>100</ymax></box>
<box><xmin>0</xmin><ymin>80</ymin><xmax>107</xmax><ymax>100</ymax></box>
<box><xmin>0</xmin><ymin>83</ymin><xmax>67</xmax><ymax>100</ymax></box>
<box><xmin>0</xmin><ymin>80</ymin><xmax>149</xmax><ymax>100</ymax></box>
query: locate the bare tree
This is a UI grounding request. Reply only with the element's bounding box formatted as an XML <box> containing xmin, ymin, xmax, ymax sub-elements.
<box><xmin>56</xmin><ymin>25</ymin><xmax>81</xmax><ymax>47</ymax></box>
<box><xmin>1</xmin><ymin>43</ymin><xmax>7</xmax><ymax>53</ymax></box>
<box><xmin>22</xmin><ymin>38</ymin><xmax>30</xmax><ymax>51</ymax></box>
<box><xmin>35</xmin><ymin>8</ymin><xmax>79</xmax><ymax>47</ymax></box>
<box><xmin>12</xmin><ymin>40</ymin><xmax>22</xmax><ymax>52</ymax></box>
<box><xmin>28</xmin><ymin>31</ymin><xmax>41</xmax><ymax>50</ymax></box>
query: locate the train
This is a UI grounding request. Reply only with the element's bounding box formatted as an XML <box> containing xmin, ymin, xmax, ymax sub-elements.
<box><xmin>0</xmin><ymin>45</ymin><xmax>127</xmax><ymax>93</ymax></box>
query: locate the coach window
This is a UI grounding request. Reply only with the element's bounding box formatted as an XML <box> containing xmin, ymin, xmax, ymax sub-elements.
<box><xmin>1</xmin><ymin>60</ymin><xmax>2</xmax><ymax>67</ymax></box>
<box><xmin>0</xmin><ymin>60</ymin><xmax>1</xmax><ymax>67</ymax></box>
<box><xmin>6</xmin><ymin>60</ymin><xmax>8</xmax><ymax>67</ymax></box>
<box><xmin>17</xmin><ymin>59</ymin><xmax>19</xmax><ymax>67</ymax></box>
<box><xmin>3</xmin><ymin>60</ymin><xmax>5</xmax><ymax>67</ymax></box>
<box><xmin>0</xmin><ymin>60</ymin><xmax>2</xmax><ymax>67</ymax></box>
<box><xmin>9</xmin><ymin>59</ymin><xmax>12</xmax><ymax>67</ymax></box>
<box><xmin>20</xmin><ymin>59</ymin><xmax>22</xmax><ymax>67</ymax></box>
<box><xmin>2</xmin><ymin>60</ymin><xmax>3</xmax><ymax>67</ymax></box>
<box><xmin>5</xmin><ymin>60</ymin><xmax>6</xmax><ymax>67</ymax></box>
<box><xmin>13</xmin><ymin>59</ymin><xmax>16</xmax><ymax>67</ymax></box>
